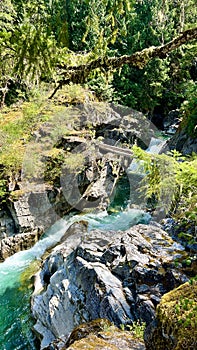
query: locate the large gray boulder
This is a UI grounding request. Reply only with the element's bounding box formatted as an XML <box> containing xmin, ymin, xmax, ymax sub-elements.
<box><xmin>31</xmin><ymin>222</ymin><xmax>188</xmax><ymax>349</ymax></box>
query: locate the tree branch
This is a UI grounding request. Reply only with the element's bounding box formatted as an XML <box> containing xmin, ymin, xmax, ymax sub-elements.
<box><xmin>50</xmin><ymin>27</ymin><xmax>197</xmax><ymax>99</ymax></box>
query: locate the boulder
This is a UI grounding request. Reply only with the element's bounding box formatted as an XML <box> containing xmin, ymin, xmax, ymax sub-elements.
<box><xmin>167</xmin><ymin>127</ymin><xmax>197</xmax><ymax>155</ymax></box>
<box><xmin>31</xmin><ymin>222</ymin><xmax>189</xmax><ymax>348</ymax></box>
<box><xmin>43</xmin><ymin>319</ymin><xmax>145</xmax><ymax>350</ymax></box>
<box><xmin>144</xmin><ymin>280</ymin><xmax>197</xmax><ymax>349</ymax></box>
<box><xmin>78</xmin><ymin>103</ymin><xmax>154</xmax><ymax>148</ymax></box>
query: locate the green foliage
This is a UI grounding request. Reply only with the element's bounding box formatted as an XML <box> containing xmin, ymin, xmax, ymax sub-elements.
<box><xmin>112</xmin><ymin>0</ymin><xmax>197</xmax><ymax>115</ymax></box>
<box><xmin>44</xmin><ymin>148</ymin><xmax>65</xmax><ymax>185</ymax></box>
<box><xmin>0</xmin><ymin>0</ymin><xmax>196</xmax><ymax>112</ymax></box>
<box><xmin>132</xmin><ymin>146</ymin><xmax>197</xmax><ymax>221</ymax></box>
<box><xmin>81</xmin><ymin>0</ymin><xmax>132</xmax><ymax>54</ymax></box>
<box><xmin>120</xmin><ymin>320</ymin><xmax>146</xmax><ymax>340</ymax></box>
<box><xmin>0</xmin><ymin>85</ymin><xmax>91</xmax><ymax>199</ymax></box>
<box><xmin>0</xmin><ymin>0</ymin><xmax>16</xmax><ymax>106</ymax></box>
<box><xmin>87</xmin><ymin>71</ymin><xmax>115</xmax><ymax>101</ymax></box>
<box><xmin>0</xmin><ymin>1</ymin><xmax>57</xmax><ymax>106</ymax></box>
<box><xmin>0</xmin><ymin>179</ymin><xmax>7</xmax><ymax>200</ymax></box>
<box><xmin>180</xmin><ymin>81</ymin><xmax>197</xmax><ymax>137</ymax></box>
<box><xmin>128</xmin><ymin>321</ymin><xmax>146</xmax><ymax>340</ymax></box>
<box><xmin>0</xmin><ymin>101</ymin><xmax>47</xmax><ymax>189</ymax></box>
<box><xmin>178</xmin><ymin>232</ymin><xmax>195</xmax><ymax>245</ymax></box>
<box><xmin>14</xmin><ymin>1</ymin><xmax>57</xmax><ymax>81</ymax></box>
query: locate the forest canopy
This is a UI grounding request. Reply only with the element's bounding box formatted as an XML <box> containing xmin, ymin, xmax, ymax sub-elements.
<box><xmin>0</xmin><ymin>0</ymin><xmax>196</xmax><ymax>122</ymax></box>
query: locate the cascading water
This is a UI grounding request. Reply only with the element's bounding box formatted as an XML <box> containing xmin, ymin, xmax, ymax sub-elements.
<box><xmin>0</xmin><ymin>136</ymin><xmax>165</xmax><ymax>349</ymax></box>
<box><xmin>0</xmin><ymin>208</ymin><xmax>151</xmax><ymax>349</ymax></box>
<box><xmin>0</xmin><ymin>216</ymin><xmax>73</xmax><ymax>350</ymax></box>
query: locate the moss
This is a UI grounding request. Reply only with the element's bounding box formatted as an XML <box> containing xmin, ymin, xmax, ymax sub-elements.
<box><xmin>0</xmin><ymin>86</ymin><xmax>93</xmax><ymax>199</ymax></box>
<box><xmin>52</xmin><ymin>84</ymin><xmax>96</xmax><ymax>106</ymax></box>
<box><xmin>66</xmin><ymin>331</ymin><xmax>145</xmax><ymax>350</ymax></box>
<box><xmin>67</xmin><ymin>334</ymin><xmax>117</xmax><ymax>349</ymax></box>
<box><xmin>64</xmin><ymin>319</ymin><xmax>145</xmax><ymax>350</ymax></box>
<box><xmin>155</xmin><ymin>281</ymin><xmax>197</xmax><ymax>349</ymax></box>
<box><xmin>66</xmin><ymin>319</ymin><xmax>113</xmax><ymax>346</ymax></box>
<box><xmin>10</xmin><ymin>189</ymin><xmax>26</xmax><ymax>201</ymax></box>
<box><xmin>19</xmin><ymin>259</ymin><xmax>42</xmax><ymax>290</ymax></box>
<box><xmin>62</xmin><ymin>319</ymin><xmax>145</xmax><ymax>350</ymax></box>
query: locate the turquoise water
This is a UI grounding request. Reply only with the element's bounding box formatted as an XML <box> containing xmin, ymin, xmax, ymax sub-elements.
<box><xmin>0</xmin><ymin>277</ymin><xmax>36</xmax><ymax>350</ymax></box>
<box><xmin>0</xmin><ymin>250</ymin><xmax>38</xmax><ymax>349</ymax></box>
<box><xmin>0</xmin><ymin>217</ymin><xmax>71</xmax><ymax>350</ymax></box>
<box><xmin>0</xmin><ymin>208</ymin><xmax>151</xmax><ymax>349</ymax></box>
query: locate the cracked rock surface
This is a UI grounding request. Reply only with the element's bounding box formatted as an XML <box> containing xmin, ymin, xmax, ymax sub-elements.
<box><xmin>31</xmin><ymin>221</ymin><xmax>189</xmax><ymax>349</ymax></box>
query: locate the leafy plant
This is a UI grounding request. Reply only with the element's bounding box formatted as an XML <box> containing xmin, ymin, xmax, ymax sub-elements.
<box><xmin>127</xmin><ymin>320</ymin><xmax>146</xmax><ymax>340</ymax></box>
<box><xmin>132</xmin><ymin>145</ymin><xmax>197</xmax><ymax>221</ymax></box>
<box><xmin>180</xmin><ymin>81</ymin><xmax>197</xmax><ymax>138</ymax></box>
<box><xmin>0</xmin><ymin>179</ymin><xmax>7</xmax><ymax>200</ymax></box>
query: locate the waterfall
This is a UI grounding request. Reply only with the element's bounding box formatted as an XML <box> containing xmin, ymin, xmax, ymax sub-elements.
<box><xmin>146</xmin><ymin>137</ymin><xmax>167</xmax><ymax>154</ymax></box>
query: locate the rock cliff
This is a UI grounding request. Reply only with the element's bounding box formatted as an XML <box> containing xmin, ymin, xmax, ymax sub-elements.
<box><xmin>31</xmin><ymin>221</ymin><xmax>189</xmax><ymax>349</ymax></box>
<box><xmin>0</xmin><ymin>103</ymin><xmax>155</xmax><ymax>258</ymax></box>
<box><xmin>168</xmin><ymin>127</ymin><xmax>197</xmax><ymax>155</ymax></box>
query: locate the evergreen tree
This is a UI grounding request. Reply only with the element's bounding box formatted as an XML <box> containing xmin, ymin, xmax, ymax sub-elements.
<box><xmin>0</xmin><ymin>0</ymin><xmax>196</xmax><ymax>112</ymax></box>
<box><xmin>0</xmin><ymin>0</ymin><xmax>16</xmax><ymax>106</ymax></box>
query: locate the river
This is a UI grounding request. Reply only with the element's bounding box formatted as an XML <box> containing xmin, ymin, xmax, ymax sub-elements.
<box><xmin>0</xmin><ymin>137</ymin><xmax>166</xmax><ymax>349</ymax></box>
<box><xmin>0</xmin><ymin>207</ymin><xmax>151</xmax><ymax>349</ymax></box>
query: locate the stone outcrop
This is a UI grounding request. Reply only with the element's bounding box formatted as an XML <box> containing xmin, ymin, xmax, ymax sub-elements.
<box><xmin>0</xmin><ymin>136</ymin><xmax>132</xmax><ymax>260</ymax></box>
<box><xmin>144</xmin><ymin>280</ymin><xmax>197</xmax><ymax>349</ymax></box>
<box><xmin>167</xmin><ymin>127</ymin><xmax>197</xmax><ymax>155</ymax></box>
<box><xmin>43</xmin><ymin>319</ymin><xmax>145</xmax><ymax>350</ymax></box>
<box><xmin>31</xmin><ymin>221</ymin><xmax>189</xmax><ymax>349</ymax></box>
<box><xmin>0</xmin><ymin>207</ymin><xmax>16</xmax><ymax>239</ymax></box>
<box><xmin>78</xmin><ymin>103</ymin><xmax>154</xmax><ymax>148</ymax></box>
<box><xmin>0</xmin><ymin>228</ymin><xmax>43</xmax><ymax>261</ymax></box>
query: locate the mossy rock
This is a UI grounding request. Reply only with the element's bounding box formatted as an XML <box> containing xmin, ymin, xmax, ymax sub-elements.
<box><xmin>45</xmin><ymin>319</ymin><xmax>145</xmax><ymax>350</ymax></box>
<box><xmin>66</xmin><ymin>332</ymin><xmax>145</xmax><ymax>350</ymax></box>
<box><xmin>66</xmin><ymin>318</ymin><xmax>113</xmax><ymax>347</ymax></box>
<box><xmin>145</xmin><ymin>281</ymin><xmax>197</xmax><ymax>349</ymax></box>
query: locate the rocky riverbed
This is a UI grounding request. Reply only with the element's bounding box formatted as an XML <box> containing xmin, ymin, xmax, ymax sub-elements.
<box><xmin>31</xmin><ymin>220</ymin><xmax>192</xmax><ymax>349</ymax></box>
